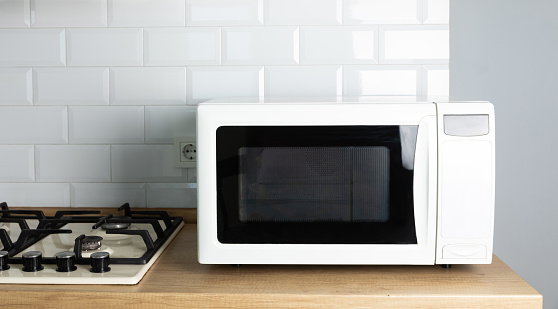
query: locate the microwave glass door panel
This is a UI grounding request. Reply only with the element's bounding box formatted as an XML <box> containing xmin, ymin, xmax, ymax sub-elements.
<box><xmin>216</xmin><ymin>125</ymin><xmax>418</xmax><ymax>245</ymax></box>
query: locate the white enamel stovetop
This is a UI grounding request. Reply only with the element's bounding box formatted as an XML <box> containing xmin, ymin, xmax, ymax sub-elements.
<box><xmin>0</xmin><ymin>219</ymin><xmax>184</xmax><ymax>285</ymax></box>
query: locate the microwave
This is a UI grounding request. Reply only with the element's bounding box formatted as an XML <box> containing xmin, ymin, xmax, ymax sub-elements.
<box><xmin>196</xmin><ymin>97</ymin><xmax>495</xmax><ymax>266</ymax></box>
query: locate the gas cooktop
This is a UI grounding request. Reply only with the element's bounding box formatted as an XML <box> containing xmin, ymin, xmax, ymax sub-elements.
<box><xmin>0</xmin><ymin>202</ymin><xmax>184</xmax><ymax>284</ymax></box>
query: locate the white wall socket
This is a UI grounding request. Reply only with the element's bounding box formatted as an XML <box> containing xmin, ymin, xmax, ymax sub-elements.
<box><xmin>174</xmin><ymin>137</ymin><xmax>196</xmax><ymax>168</ymax></box>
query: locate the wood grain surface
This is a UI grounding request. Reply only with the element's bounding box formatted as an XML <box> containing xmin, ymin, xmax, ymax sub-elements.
<box><xmin>0</xmin><ymin>209</ymin><xmax>542</xmax><ymax>309</ymax></box>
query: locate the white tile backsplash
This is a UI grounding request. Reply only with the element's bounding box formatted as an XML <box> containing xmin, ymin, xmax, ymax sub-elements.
<box><xmin>344</xmin><ymin>65</ymin><xmax>421</xmax><ymax>96</ymax></box>
<box><xmin>69</xmin><ymin>106</ymin><xmax>144</xmax><ymax>144</ymax></box>
<box><xmin>33</xmin><ymin>68</ymin><xmax>109</xmax><ymax>105</ymax></box>
<box><xmin>222</xmin><ymin>27</ymin><xmax>299</xmax><ymax>65</ymax></box>
<box><xmin>111</xmin><ymin>145</ymin><xmax>188</xmax><ymax>182</ymax></box>
<box><xmin>144</xmin><ymin>28</ymin><xmax>221</xmax><ymax>66</ymax></box>
<box><xmin>108</xmin><ymin>0</ymin><xmax>185</xmax><ymax>27</ymax></box>
<box><xmin>0</xmin><ymin>145</ymin><xmax>35</xmax><ymax>182</ymax></box>
<box><xmin>145</xmin><ymin>106</ymin><xmax>196</xmax><ymax>144</ymax></box>
<box><xmin>423</xmin><ymin>65</ymin><xmax>449</xmax><ymax>97</ymax></box>
<box><xmin>264</xmin><ymin>0</ymin><xmax>341</xmax><ymax>25</ymax></box>
<box><xmin>147</xmin><ymin>183</ymin><xmax>197</xmax><ymax>208</ymax></box>
<box><xmin>0</xmin><ymin>0</ymin><xmax>30</xmax><ymax>28</ymax></box>
<box><xmin>110</xmin><ymin>67</ymin><xmax>186</xmax><ymax>105</ymax></box>
<box><xmin>424</xmin><ymin>0</ymin><xmax>450</xmax><ymax>24</ymax></box>
<box><xmin>0</xmin><ymin>29</ymin><xmax>65</xmax><ymax>67</ymax></box>
<box><xmin>36</xmin><ymin>145</ymin><xmax>111</xmax><ymax>182</ymax></box>
<box><xmin>0</xmin><ymin>0</ymin><xmax>448</xmax><ymax>208</ymax></box>
<box><xmin>380</xmin><ymin>25</ymin><xmax>449</xmax><ymax>64</ymax></box>
<box><xmin>31</xmin><ymin>0</ymin><xmax>107</xmax><ymax>27</ymax></box>
<box><xmin>70</xmin><ymin>183</ymin><xmax>146</xmax><ymax>208</ymax></box>
<box><xmin>0</xmin><ymin>68</ymin><xmax>32</xmax><ymax>105</ymax></box>
<box><xmin>67</xmin><ymin>28</ymin><xmax>143</xmax><ymax>66</ymax></box>
<box><xmin>0</xmin><ymin>183</ymin><xmax>70</xmax><ymax>207</ymax></box>
<box><xmin>265</xmin><ymin>66</ymin><xmax>342</xmax><ymax>97</ymax></box>
<box><xmin>300</xmin><ymin>26</ymin><xmax>377</xmax><ymax>64</ymax></box>
<box><xmin>187</xmin><ymin>66</ymin><xmax>262</xmax><ymax>104</ymax></box>
<box><xmin>186</xmin><ymin>0</ymin><xmax>263</xmax><ymax>26</ymax></box>
<box><xmin>0</xmin><ymin>106</ymin><xmax>68</xmax><ymax>144</ymax></box>
<box><xmin>344</xmin><ymin>0</ymin><xmax>421</xmax><ymax>24</ymax></box>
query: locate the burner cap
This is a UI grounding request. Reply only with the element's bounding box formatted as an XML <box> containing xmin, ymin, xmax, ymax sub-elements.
<box><xmin>101</xmin><ymin>222</ymin><xmax>131</xmax><ymax>230</ymax></box>
<box><xmin>101</xmin><ymin>216</ymin><xmax>132</xmax><ymax>230</ymax></box>
<box><xmin>82</xmin><ymin>236</ymin><xmax>103</xmax><ymax>251</ymax></box>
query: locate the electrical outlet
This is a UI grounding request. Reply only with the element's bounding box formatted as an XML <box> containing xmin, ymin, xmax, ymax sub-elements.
<box><xmin>174</xmin><ymin>137</ymin><xmax>196</xmax><ymax>168</ymax></box>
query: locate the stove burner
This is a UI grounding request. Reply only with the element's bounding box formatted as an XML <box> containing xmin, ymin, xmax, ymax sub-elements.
<box><xmin>101</xmin><ymin>221</ymin><xmax>131</xmax><ymax>230</ymax></box>
<box><xmin>81</xmin><ymin>236</ymin><xmax>103</xmax><ymax>251</ymax></box>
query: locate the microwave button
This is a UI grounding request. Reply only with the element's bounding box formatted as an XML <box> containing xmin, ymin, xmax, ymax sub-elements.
<box><xmin>444</xmin><ymin>114</ymin><xmax>489</xmax><ymax>136</ymax></box>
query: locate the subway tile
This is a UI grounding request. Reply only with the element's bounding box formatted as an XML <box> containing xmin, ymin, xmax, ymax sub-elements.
<box><xmin>0</xmin><ymin>68</ymin><xmax>32</xmax><ymax>105</ymax></box>
<box><xmin>34</xmin><ymin>68</ymin><xmax>109</xmax><ymax>105</ymax></box>
<box><xmin>31</xmin><ymin>0</ymin><xmax>107</xmax><ymax>27</ymax></box>
<box><xmin>343</xmin><ymin>65</ymin><xmax>421</xmax><ymax>96</ymax></box>
<box><xmin>187</xmin><ymin>66</ymin><xmax>262</xmax><ymax>105</ymax></box>
<box><xmin>344</xmin><ymin>0</ymin><xmax>421</xmax><ymax>25</ymax></box>
<box><xmin>67</xmin><ymin>28</ymin><xmax>142</xmax><ymax>66</ymax></box>
<box><xmin>0</xmin><ymin>29</ymin><xmax>65</xmax><ymax>67</ymax></box>
<box><xmin>264</xmin><ymin>0</ymin><xmax>340</xmax><ymax>25</ymax></box>
<box><xmin>0</xmin><ymin>145</ymin><xmax>34</xmax><ymax>182</ymax></box>
<box><xmin>423</xmin><ymin>0</ymin><xmax>449</xmax><ymax>24</ymax></box>
<box><xmin>147</xmin><ymin>183</ymin><xmax>197</xmax><ymax>208</ymax></box>
<box><xmin>422</xmin><ymin>65</ymin><xmax>449</xmax><ymax>97</ymax></box>
<box><xmin>0</xmin><ymin>0</ymin><xmax>30</xmax><ymax>28</ymax></box>
<box><xmin>111</xmin><ymin>145</ymin><xmax>188</xmax><ymax>182</ymax></box>
<box><xmin>222</xmin><ymin>26</ymin><xmax>299</xmax><ymax>65</ymax></box>
<box><xmin>144</xmin><ymin>28</ymin><xmax>220</xmax><ymax>66</ymax></box>
<box><xmin>36</xmin><ymin>145</ymin><xmax>111</xmax><ymax>182</ymax></box>
<box><xmin>380</xmin><ymin>25</ymin><xmax>449</xmax><ymax>64</ymax></box>
<box><xmin>110</xmin><ymin>67</ymin><xmax>186</xmax><ymax>105</ymax></box>
<box><xmin>0</xmin><ymin>106</ymin><xmax>68</xmax><ymax>144</ymax></box>
<box><xmin>0</xmin><ymin>183</ymin><xmax>70</xmax><ymax>207</ymax></box>
<box><xmin>300</xmin><ymin>26</ymin><xmax>377</xmax><ymax>65</ymax></box>
<box><xmin>264</xmin><ymin>66</ymin><xmax>342</xmax><ymax>97</ymax></box>
<box><xmin>71</xmin><ymin>183</ymin><xmax>146</xmax><ymax>208</ymax></box>
<box><xmin>108</xmin><ymin>0</ymin><xmax>185</xmax><ymax>27</ymax></box>
<box><xmin>187</xmin><ymin>168</ymin><xmax>196</xmax><ymax>182</ymax></box>
<box><xmin>69</xmin><ymin>106</ymin><xmax>144</xmax><ymax>144</ymax></box>
<box><xmin>186</xmin><ymin>0</ymin><xmax>262</xmax><ymax>26</ymax></box>
<box><xmin>145</xmin><ymin>106</ymin><xmax>196</xmax><ymax>144</ymax></box>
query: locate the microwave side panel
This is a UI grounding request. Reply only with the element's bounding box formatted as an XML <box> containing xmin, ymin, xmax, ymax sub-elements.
<box><xmin>435</xmin><ymin>102</ymin><xmax>495</xmax><ymax>265</ymax></box>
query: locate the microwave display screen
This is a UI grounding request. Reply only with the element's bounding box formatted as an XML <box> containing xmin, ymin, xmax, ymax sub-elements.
<box><xmin>216</xmin><ymin>126</ymin><xmax>418</xmax><ymax>245</ymax></box>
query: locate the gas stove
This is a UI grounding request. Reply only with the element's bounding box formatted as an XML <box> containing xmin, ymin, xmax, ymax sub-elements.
<box><xmin>0</xmin><ymin>202</ymin><xmax>184</xmax><ymax>284</ymax></box>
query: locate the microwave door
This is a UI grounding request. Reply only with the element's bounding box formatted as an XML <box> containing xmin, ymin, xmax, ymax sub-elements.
<box><xmin>215</xmin><ymin>125</ymin><xmax>419</xmax><ymax>245</ymax></box>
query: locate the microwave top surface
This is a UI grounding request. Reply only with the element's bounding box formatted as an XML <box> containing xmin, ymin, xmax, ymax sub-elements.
<box><xmin>200</xmin><ymin>96</ymin><xmax>452</xmax><ymax>105</ymax></box>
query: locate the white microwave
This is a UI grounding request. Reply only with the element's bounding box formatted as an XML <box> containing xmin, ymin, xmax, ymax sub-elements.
<box><xmin>196</xmin><ymin>97</ymin><xmax>495</xmax><ymax>266</ymax></box>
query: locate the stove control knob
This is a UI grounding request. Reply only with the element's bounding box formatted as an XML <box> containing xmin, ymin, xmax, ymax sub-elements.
<box><xmin>55</xmin><ymin>251</ymin><xmax>77</xmax><ymax>272</ymax></box>
<box><xmin>90</xmin><ymin>251</ymin><xmax>111</xmax><ymax>273</ymax></box>
<box><xmin>22</xmin><ymin>251</ymin><xmax>44</xmax><ymax>272</ymax></box>
<box><xmin>0</xmin><ymin>250</ymin><xmax>10</xmax><ymax>271</ymax></box>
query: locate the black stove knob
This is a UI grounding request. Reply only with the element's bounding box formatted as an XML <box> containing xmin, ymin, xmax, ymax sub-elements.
<box><xmin>55</xmin><ymin>251</ymin><xmax>77</xmax><ymax>272</ymax></box>
<box><xmin>0</xmin><ymin>250</ymin><xmax>10</xmax><ymax>271</ymax></box>
<box><xmin>90</xmin><ymin>251</ymin><xmax>111</xmax><ymax>273</ymax></box>
<box><xmin>22</xmin><ymin>251</ymin><xmax>44</xmax><ymax>272</ymax></box>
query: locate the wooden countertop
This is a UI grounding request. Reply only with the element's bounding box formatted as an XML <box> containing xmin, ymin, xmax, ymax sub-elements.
<box><xmin>0</xmin><ymin>209</ymin><xmax>542</xmax><ymax>308</ymax></box>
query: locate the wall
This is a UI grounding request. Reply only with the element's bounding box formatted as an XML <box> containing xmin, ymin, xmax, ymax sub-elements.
<box><xmin>451</xmin><ymin>1</ymin><xmax>557</xmax><ymax>308</ymax></box>
<box><xmin>0</xmin><ymin>0</ymin><xmax>449</xmax><ymax>209</ymax></box>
